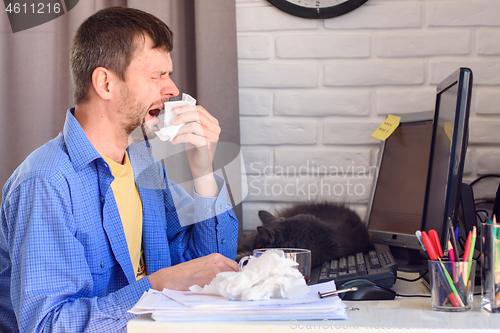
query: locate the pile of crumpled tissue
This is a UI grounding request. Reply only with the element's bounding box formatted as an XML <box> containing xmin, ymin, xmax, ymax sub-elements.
<box><xmin>189</xmin><ymin>249</ymin><xmax>309</xmax><ymax>301</ymax></box>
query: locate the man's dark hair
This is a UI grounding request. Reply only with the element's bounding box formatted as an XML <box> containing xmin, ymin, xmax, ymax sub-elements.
<box><xmin>70</xmin><ymin>6</ymin><xmax>174</xmax><ymax>104</ymax></box>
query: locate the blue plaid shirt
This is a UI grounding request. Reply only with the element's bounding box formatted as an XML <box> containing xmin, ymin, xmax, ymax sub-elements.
<box><xmin>0</xmin><ymin>109</ymin><xmax>238</xmax><ymax>332</ymax></box>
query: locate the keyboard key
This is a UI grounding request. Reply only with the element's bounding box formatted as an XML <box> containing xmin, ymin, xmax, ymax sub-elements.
<box><xmin>329</xmin><ymin>260</ymin><xmax>338</xmax><ymax>274</ymax></box>
<box><xmin>338</xmin><ymin>257</ymin><xmax>347</xmax><ymax>273</ymax></box>
<box><xmin>356</xmin><ymin>252</ymin><xmax>368</xmax><ymax>276</ymax></box>
<box><xmin>347</xmin><ymin>255</ymin><xmax>357</xmax><ymax>275</ymax></box>
<box><xmin>369</xmin><ymin>250</ymin><xmax>382</xmax><ymax>269</ymax></box>
<box><xmin>319</xmin><ymin>261</ymin><xmax>329</xmax><ymax>280</ymax></box>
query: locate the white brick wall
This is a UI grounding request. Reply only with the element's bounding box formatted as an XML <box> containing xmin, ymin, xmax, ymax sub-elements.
<box><xmin>276</xmin><ymin>34</ymin><xmax>370</xmax><ymax>59</ymax></box>
<box><xmin>324</xmin><ymin>61</ymin><xmax>425</xmax><ymax>86</ymax></box>
<box><xmin>376</xmin><ymin>31</ymin><xmax>471</xmax><ymax>58</ymax></box>
<box><xmin>236</xmin><ymin>0</ymin><xmax>500</xmax><ymax>231</ymax></box>
<box><xmin>274</xmin><ymin>91</ymin><xmax>371</xmax><ymax>116</ymax></box>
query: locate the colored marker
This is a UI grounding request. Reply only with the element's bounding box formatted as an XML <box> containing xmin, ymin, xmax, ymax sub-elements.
<box><xmin>421</xmin><ymin>231</ymin><xmax>438</xmax><ymax>261</ymax></box>
<box><xmin>466</xmin><ymin>227</ymin><xmax>477</xmax><ymax>282</ymax></box>
<box><xmin>448</xmin><ymin>218</ymin><xmax>458</xmax><ymax>259</ymax></box>
<box><xmin>415</xmin><ymin>230</ymin><xmax>426</xmax><ymax>252</ymax></box>
<box><xmin>429</xmin><ymin>229</ymin><xmax>444</xmax><ymax>258</ymax></box>
<box><xmin>448</xmin><ymin>240</ymin><xmax>456</xmax><ymax>282</ymax></box>
<box><xmin>463</xmin><ymin>231</ymin><xmax>472</xmax><ymax>281</ymax></box>
<box><xmin>455</xmin><ymin>274</ymin><xmax>468</xmax><ymax>306</ymax></box>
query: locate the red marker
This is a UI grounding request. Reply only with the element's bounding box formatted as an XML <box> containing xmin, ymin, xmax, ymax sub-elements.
<box><xmin>447</xmin><ymin>291</ymin><xmax>461</xmax><ymax>308</ymax></box>
<box><xmin>463</xmin><ymin>231</ymin><xmax>472</xmax><ymax>262</ymax></box>
<box><xmin>421</xmin><ymin>231</ymin><xmax>438</xmax><ymax>261</ymax></box>
<box><xmin>429</xmin><ymin>229</ymin><xmax>444</xmax><ymax>258</ymax></box>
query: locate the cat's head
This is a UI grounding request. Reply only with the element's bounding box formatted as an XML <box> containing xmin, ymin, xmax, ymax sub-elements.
<box><xmin>255</xmin><ymin>210</ymin><xmax>318</xmax><ymax>249</ymax></box>
<box><xmin>253</xmin><ymin>210</ymin><xmax>282</xmax><ymax>249</ymax></box>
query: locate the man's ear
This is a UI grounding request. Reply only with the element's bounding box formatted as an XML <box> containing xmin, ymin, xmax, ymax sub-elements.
<box><xmin>91</xmin><ymin>67</ymin><xmax>115</xmax><ymax>101</ymax></box>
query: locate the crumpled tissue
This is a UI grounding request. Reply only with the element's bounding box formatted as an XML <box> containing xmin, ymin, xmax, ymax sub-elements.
<box><xmin>155</xmin><ymin>93</ymin><xmax>196</xmax><ymax>141</ymax></box>
<box><xmin>189</xmin><ymin>250</ymin><xmax>309</xmax><ymax>301</ymax></box>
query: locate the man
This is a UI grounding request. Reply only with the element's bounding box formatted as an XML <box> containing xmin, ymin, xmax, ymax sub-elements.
<box><xmin>0</xmin><ymin>6</ymin><xmax>238</xmax><ymax>332</ymax></box>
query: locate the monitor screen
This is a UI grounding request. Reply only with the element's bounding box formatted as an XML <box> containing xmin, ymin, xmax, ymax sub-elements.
<box><xmin>366</xmin><ymin>68</ymin><xmax>473</xmax><ymax>265</ymax></box>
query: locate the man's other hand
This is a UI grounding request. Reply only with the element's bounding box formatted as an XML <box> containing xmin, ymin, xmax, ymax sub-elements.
<box><xmin>148</xmin><ymin>253</ymin><xmax>238</xmax><ymax>291</ymax></box>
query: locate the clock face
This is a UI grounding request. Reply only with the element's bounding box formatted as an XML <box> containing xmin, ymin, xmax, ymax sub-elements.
<box><xmin>267</xmin><ymin>0</ymin><xmax>369</xmax><ymax>19</ymax></box>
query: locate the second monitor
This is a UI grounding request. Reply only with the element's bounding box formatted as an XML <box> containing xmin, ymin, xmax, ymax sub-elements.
<box><xmin>366</xmin><ymin>68</ymin><xmax>473</xmax><ymax>270</ymax></box>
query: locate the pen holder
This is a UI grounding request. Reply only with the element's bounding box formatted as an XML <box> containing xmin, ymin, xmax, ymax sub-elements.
<box><xmin>429</xmin><ymin>260</ymin><xmax>475</xmax><ymax>311</ymax></box>
<box><xmin>481</xmin><ymin>223</ymin><xmax>500</xmax><ymax>313</ymax></box>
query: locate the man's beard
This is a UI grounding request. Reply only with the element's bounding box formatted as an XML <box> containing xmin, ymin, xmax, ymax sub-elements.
<box><xmin>118</xmin><ymin>85</ymin><xmax>146</xmax><ymax>135</ymax></box>
<box><xmin>118</xmin><ymin>84</ymin><xmax>170</xmax><ymax>144</ymax></box>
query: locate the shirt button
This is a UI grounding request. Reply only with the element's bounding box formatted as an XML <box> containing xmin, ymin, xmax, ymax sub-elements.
<box><xmin>221</xmin><ymin>239</ymin><xmax>226</xmax><ymax>244</ymax></box>
<box><xmin>100</xmin><ymin>197</ymin><xmax>105</xmax><ymax>203</ymax></box>
<box><xmin>100</xmin><ymin>262</ymin><xmax>105</xmax><ymax>268</ymax></box>
<box><xmin>205</xmin><ymin>208</ymin><xmax>211</xmax><ymax>213</ymax></box>
<box><xmin>104</xmin><ymin>163</ymin><xmax>109</xmax><ymax>168</ymax></box>
<box><xmin>218</xmin><ymin>206</ymin><xmax>222</xmax><ymax>212</ymax></box>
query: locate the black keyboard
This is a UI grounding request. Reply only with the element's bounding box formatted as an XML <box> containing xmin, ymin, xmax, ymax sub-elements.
<box><xmin>309</xmin><ymin>250</ymin><xmax>398</xmax><ymax>289</ymax></box>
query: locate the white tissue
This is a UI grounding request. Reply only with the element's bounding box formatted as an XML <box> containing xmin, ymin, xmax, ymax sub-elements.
<box><xmin>155</xmin><ymin>93</ymin><xmax>196</xmax><ymax>141</ymax></box>
<box><xmin>189</xmin><ymin>250</ymin><xmax>309</xmax><ymax>301</ymax></box>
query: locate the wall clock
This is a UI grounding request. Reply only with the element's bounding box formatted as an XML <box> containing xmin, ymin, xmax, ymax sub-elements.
<box><xmin>267</xmin><ymin>0</ymin><xmax>369</xmax><ymax>19</ymax></box>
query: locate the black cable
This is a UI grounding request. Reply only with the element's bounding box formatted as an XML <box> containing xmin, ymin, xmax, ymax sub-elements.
<box><xmin>476</xmin><ymin>210</ymin><xmax>489</xmax><ymax>220</ymax></box>
<box><xmin>396</xmin><ymin>294</ymin><xmax>431</xmax><ymax>298</ymax></box>
<box><xmin>396</xmin><ymin>270</ymin><xmax>428</xmax><ymax>282</ymax></box>
<box><xmin>469</xmin><ymin>174</ymin><xmax>500</xmax><ymax>187</ymax></box>
<box><xmin>474</xmin><ymin>199</ymin><xmax>495</xmax><ymax>205</ymax></box>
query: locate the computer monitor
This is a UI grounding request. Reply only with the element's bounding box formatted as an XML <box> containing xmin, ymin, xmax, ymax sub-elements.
<box><xmin>422</xmin><ymin>68</ymin><xmax>473</xmax><ymax>250</ymax></box>
<box><xmin>366</xmin><ymin>68</ymin><xmax>473</xmax><ymax>270</ymax></box>
<box><xmin>365</xmin><ymin>112</ymin><xmax>434</xmax><ymax>268</ymax></box>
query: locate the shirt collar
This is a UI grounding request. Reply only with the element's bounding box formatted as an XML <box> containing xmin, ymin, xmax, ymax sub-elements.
<box><xmin>63</xmin><ymin>108</ymin><xmax>102</xmax><ymax>171</ymax></box>
<box><xmin>63</xmin><ymin>108</ymin><xmax>164</xmax><ymax>186</ymax></box>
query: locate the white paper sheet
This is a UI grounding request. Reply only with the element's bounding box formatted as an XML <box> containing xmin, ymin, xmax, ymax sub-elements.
<box><xmin>129</xmin><ymin>281</ymin><xmax>347</xmax><ymax>322</ymax></box>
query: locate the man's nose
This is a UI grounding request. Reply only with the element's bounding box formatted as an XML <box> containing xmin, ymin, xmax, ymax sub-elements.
<box><xmin>161</xmin><ymin>76</ymin><xmax>179</xmax><ymax>98</ymax></box>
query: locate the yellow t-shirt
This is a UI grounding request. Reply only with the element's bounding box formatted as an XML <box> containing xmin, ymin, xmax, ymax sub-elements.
<box><xmin>101</xmin><ymin>152</ymin><xmax>146</xmax><ymax>280</ymax></box>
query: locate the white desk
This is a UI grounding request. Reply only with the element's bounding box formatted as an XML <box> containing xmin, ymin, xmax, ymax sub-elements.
<box><xmin>127</xmin><ymin>273</ymin><xmax>499</xmax><ymax>332</ymax></box>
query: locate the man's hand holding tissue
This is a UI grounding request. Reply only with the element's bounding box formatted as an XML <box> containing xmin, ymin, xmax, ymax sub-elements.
<box><xmin>148</xmin><ymin>253</ymin><xmax>238</xmax><ymax>291</ymax></box>
<box><xmin>170</xmin><ymin>104</ymin><xmax>221</xmax><ymax>198</ymax></box>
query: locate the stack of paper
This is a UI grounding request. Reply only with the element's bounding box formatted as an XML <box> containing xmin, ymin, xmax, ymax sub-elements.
<box><xmin>129</xmin><ymin>282</ymin><xmax>347</xmax><ymax>322</ymax></box>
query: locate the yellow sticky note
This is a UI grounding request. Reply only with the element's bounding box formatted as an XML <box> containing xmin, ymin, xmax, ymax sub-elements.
<box><xmin>444</xmin><ymin>121</ymin><xmax>453</xmax><ymax>144</ymax></box>
<box><xmin>371</xmin><ymin>114</ymin><xmax>401</xmax><ymax>141</ymax></box>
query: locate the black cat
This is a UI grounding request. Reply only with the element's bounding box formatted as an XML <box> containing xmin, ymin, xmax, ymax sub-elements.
<box><xmin>237</xmin><ymin>202</ymin><xmax>374</xmax><ymax>267</ymax></box>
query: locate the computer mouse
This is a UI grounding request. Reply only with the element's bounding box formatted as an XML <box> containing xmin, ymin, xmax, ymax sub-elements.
<box><xmin>339</xmin><ymin>279</ymin><xmax>396</xmax><ymax>301</ymax></box>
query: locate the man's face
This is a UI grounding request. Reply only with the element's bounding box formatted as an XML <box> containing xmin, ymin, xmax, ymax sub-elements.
<box><xmin>117</xmin><ymin>35</ymin><xmax>179</xmax><ymax>141</ymax></box>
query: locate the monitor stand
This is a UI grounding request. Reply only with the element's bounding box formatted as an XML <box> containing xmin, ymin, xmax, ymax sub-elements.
<box><xmin>389</xmin><ymin>246</ymin><xmax>427</xmax><ymax>272</ymax></box>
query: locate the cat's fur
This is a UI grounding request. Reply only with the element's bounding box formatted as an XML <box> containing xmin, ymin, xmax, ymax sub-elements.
<box><xmin>237</xmin><ymin>202</ymin><xmax>374</xmax><ymax>267</ymax></box>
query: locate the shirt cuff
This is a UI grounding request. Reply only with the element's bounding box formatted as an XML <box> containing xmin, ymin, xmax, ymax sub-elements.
<box><xmin>114</xmin><ymin>275</ymin><xmax>152</xmax><ymax>313</ymax></box>
<box><xmin>193</xmin><ymin>174</ymin><xmax>229</xmax><ymax>223</ymax></box>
